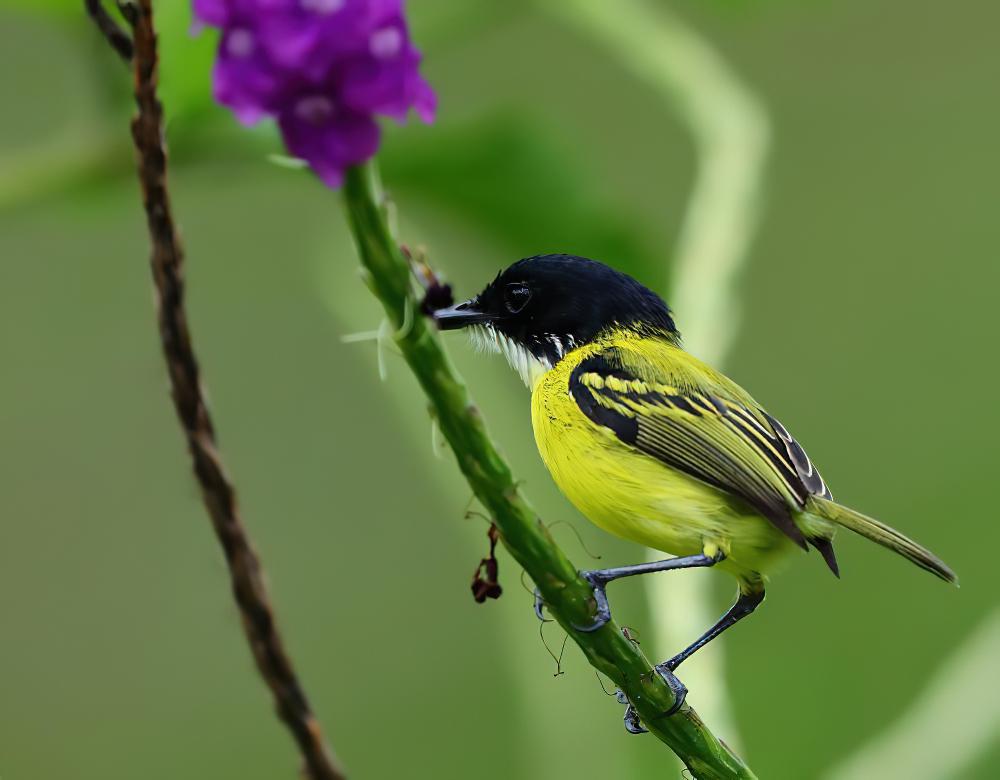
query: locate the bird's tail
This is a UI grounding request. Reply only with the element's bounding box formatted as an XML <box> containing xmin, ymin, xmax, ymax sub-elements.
<box><xmin>807</xmin><ymin>496</ymin><xmax>958</xmax><ymax>585</ymax></box>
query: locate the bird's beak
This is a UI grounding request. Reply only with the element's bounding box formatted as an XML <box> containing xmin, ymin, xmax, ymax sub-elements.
<box><xmin>432</xmin><ymin>300</ymin><xmax>495</xmax><ymax>330</ymax></box>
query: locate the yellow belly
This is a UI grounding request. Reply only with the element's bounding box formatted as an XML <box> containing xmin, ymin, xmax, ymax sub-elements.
<box><xmin>530</xmin><ymin>364</ymin><xmax>798</xmax><ymax>583</ymax></box>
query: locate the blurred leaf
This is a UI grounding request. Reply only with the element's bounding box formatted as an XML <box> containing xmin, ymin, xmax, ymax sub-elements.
<box><xmin>382</xmin><ymin>115</ymin><xmax>664</xmax><ymax>280</ymax></box>
<box><xmin>408</xmin><ymin>1</ymin><xmax>519</xmax><ymax>50</ymax></box>
<box><xmin>3</xmin><ymin>0</ymin><xmax>219</xmax><ymax>123</ymax></box>
<box><xmin>1</xmin><ymin>0</ymin><xmax>80</xmax><ymax>17</ymax></box>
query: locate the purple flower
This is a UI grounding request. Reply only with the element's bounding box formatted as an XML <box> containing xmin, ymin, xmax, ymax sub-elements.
<box><xmin>195</xmin><ymin>0</ymin><xmax>436</xmax><ymax>187</ymax></box>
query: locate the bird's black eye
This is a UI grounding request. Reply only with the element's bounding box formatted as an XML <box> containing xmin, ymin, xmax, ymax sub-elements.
<box><xmin>504</xmin><ymin>283</ymin><xmax>532</xmax><ymax>313</ymax></box>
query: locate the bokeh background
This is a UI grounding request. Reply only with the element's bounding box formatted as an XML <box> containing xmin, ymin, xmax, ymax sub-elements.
<box><xmin>1</xmin><ymin>1</ymin><xmax>997</xmax><ymax>778</ymax></box>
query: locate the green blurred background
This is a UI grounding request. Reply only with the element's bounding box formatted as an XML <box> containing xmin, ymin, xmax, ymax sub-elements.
<box><xmin>1</xmin><ymin>1</ymin><xmax>997</xmax><ymax>778</ymax></box>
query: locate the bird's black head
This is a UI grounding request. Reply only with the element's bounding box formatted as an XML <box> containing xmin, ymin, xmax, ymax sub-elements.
<box><xmin>434</xmin><ymin>254</ymin><xmax>678</xmax><ymax>383</ymax></box>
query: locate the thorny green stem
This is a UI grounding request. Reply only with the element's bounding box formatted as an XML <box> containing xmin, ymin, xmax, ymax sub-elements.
<box><xmin>342</xmin><ymin>160</ymin><xmax>756</xmax><ymax>780</ymax></box>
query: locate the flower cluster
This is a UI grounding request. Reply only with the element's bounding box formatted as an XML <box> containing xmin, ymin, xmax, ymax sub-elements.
<box><xmin>194</xmin><ymin>0</ymin><xmax>435</xmax><ymax>187</ymax></box>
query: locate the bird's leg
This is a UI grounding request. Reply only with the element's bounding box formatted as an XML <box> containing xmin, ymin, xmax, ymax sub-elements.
<box><xmin>560</xmin><ymin>551</ymin><xmax>724</xmax><ymax>633</ymax></box>
<box><xmin>656</xmin><ymin>585</ymin><xmax>765</xmax><ymax>675</ymax></box>
<box><xmin>532</xmin><ymin>551</ymin><xmax>725</xmax><ymax>725</ymax></box>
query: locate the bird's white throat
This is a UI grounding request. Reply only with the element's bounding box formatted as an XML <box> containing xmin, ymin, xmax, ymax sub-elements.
<box><xmin>468</xmin><ymin>325</ymin><xmax>553</xmax><ymax>388</ymax></box>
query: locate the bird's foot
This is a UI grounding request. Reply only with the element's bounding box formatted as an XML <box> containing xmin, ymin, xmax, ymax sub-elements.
<box><xmin>652</xmin><ymin>662</ymin><xmax>688</xmax><ymax>716</ymax></box>
<box><xmin>534</xmin><ymin>572</ymin><xmax>612</xmax><ymax>632</ymax></box>
<box><xmin>533</xmin><ymin>587</ymin><xmax>546</xmax><ymax>621</ymax></box>
<box><xmin>570</xmin><ymin>570</ymin><xmax>613</xmax><ymax>632</ymax></box>
<box><xmin>616</xmin><ymin>689</ymin><xmax>648</xmax><ymax>734</ymax></box>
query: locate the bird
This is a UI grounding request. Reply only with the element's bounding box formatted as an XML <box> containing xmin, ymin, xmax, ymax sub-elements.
<box><xmin>433</xmin><ymin>253</ymin><xmax>957</xmax><ymax>717</ymax></box>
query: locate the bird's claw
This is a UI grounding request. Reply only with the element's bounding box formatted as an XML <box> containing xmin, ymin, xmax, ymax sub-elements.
<box><xmin>653</xmin><ymin>662</ymin><xmax>688</xmax><ymax>716</ymax></box>
<box><xmin>533</xmin><ymin>587</ymin><xmax>546</xmax><ymax>621</ymax></box>
<box><xmin>623</xmin><ymin>703</ymin><xmax>648</xmax><ymax>734</ymax></box>
<box><xmin>615</xmin><ymin>689</ymin><xmax>648</xmax><ymax>734</ymax></box>
<box><xmin>570</xmin><ymin>570</ymin><xmax>612</xmax><ymax>632</ymax></box>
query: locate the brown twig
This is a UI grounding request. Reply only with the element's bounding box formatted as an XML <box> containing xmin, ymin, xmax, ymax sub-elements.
<box><xmin>84</xmin><ymin>0</ymin><xmax>134</xmax><ymax>62</ymax></box>
<box><xmin>86</xmin><ymin>2</ymin><xmax>346</xmax><ymax>778</ymax></box>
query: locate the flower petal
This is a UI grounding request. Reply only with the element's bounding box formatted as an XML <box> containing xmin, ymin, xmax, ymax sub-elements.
<box><xmin>212</xmin><ymin>26</ymin><xmax>288</xmax><ymax>122</ymax></box>
<box><xmin>413</xmin><ymin>75</ymin><xmax>436</xmax><ymax>123</ymax></box>
<box><xmin>197</xmin><ymin>0</ymin><xmax>435</xmax><ymax>187</ymax></box>
<box><xmin>278</xmin><ymin>97</ymin><xmax>381</xmax><ymax>187</ymax></box>
<box><xmin>193</xmin><ymin>0</ymin><xmax>231</xmax><ymax>26</ymax></box>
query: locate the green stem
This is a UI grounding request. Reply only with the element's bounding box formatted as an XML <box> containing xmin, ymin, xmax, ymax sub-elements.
<box><xmin>341</xmin><ymin>160</ymin><xmax>756</xmax><ymax>780</ymax></box>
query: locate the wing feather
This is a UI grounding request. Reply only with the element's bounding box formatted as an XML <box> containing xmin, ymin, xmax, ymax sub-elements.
<box><xmin>569</xmin><ymin>346</ymin><xmax>832</xmax><ymax>548</ymax></box>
